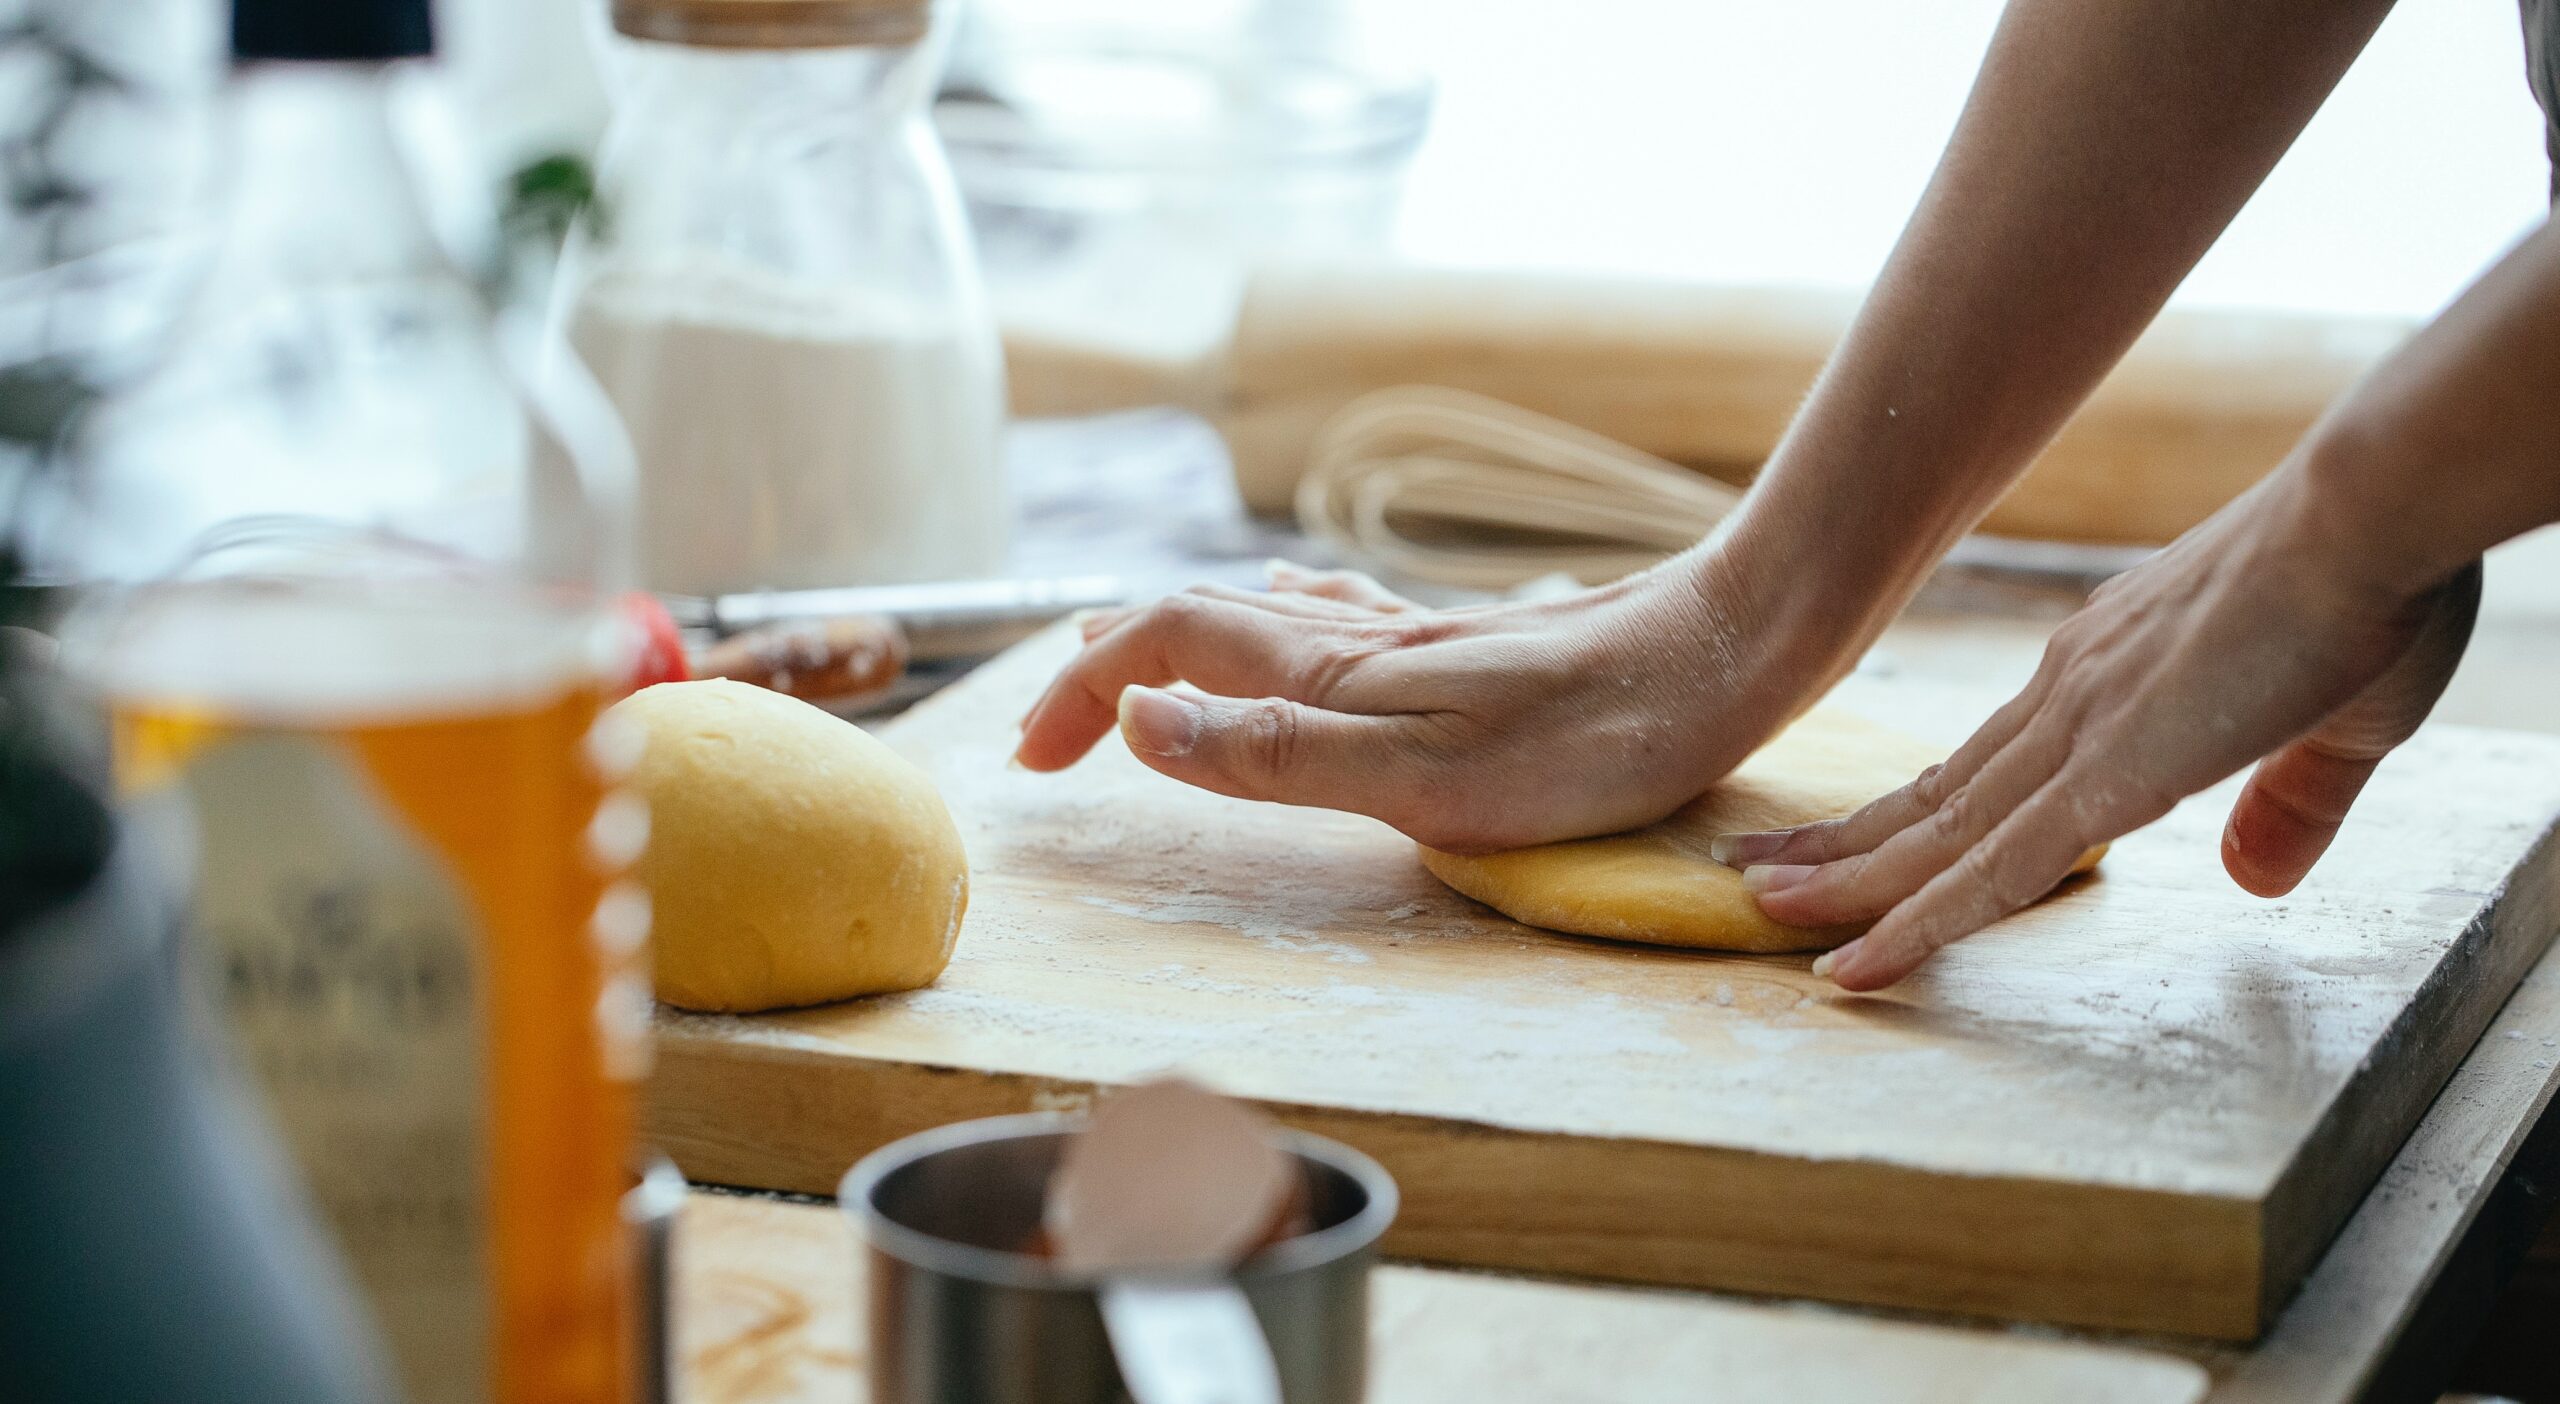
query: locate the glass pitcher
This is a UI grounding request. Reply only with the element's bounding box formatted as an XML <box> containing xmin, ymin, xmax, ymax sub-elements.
<box><xmin>565</xmin><ymin>0</ymin><xmax>1009</xmax><ymax>597</ymax></box>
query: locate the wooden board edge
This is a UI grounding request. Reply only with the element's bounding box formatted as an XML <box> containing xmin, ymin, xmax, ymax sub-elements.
<box><xmin>2254</xmin><ymin>813</ymin><xmax>2560</xmax><ymax>1330</ymax></box>
<box><xmin>647</xmin><ymin>1029</ymin><xmax>2266</xmax><ymax>1341</ymax></box>
<box><xmin>2196</xmin><ymin>931</ymin><xmax>2560</xmax><ymax>1402</ymax></box>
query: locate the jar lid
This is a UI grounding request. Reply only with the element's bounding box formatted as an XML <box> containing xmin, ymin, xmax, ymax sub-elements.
<box><xmin>612</xmin><ymin>0</ymin><xmax>929</xmax><ymax>49</ymax></box>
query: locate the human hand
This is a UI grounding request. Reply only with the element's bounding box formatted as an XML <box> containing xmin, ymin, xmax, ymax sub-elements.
<box><xmin>1013</xmin><ymin>555</ymin><xmax>1846</xmax><ymax>853</ymax></box>
<box><xmin>1720</xmin><ymin>468</ymin><xmax>2481</xmax><ymax>991</ymax></box>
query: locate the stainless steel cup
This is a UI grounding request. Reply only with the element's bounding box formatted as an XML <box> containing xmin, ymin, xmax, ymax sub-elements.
<box><xmin>842</xmin><ymin>1112</ymin><xmax>1397</xmax><ymax>1404</ymax></box>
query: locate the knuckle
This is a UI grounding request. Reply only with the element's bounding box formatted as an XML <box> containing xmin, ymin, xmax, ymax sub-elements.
<box><xmin>1142</xmin><ymin>590</ymin><xmax>1217</xmax><ymax>641</ymax></box>
<box><xmin>1378</xmin><ymin>609</ymin><xmax>1468</xmax><ymax>648</ymax></box>
<box><xmin>1293</xmin><ymin>642</ymin><xmax>1370</xmax><ymax>709</ymax></box>
<box><xmin>1929</xmin><ymin>782</ymin><xmax>1980</xmax><ymax>841</ymax></box>
<box><xmin>2040</xmin><ymin>614</ymin><xmax>2100</xmax><ymax>670</ymax></box>
<box><xmin>2033</xmin><ymin>639</ymin><xmax>2075</xmax><ymax>686</ymax></box>
<box><xmin>2038</xmin><ymin>668</ymin><xmax>2096</xmax><ymax>727</ymax></box>
<box><xmin>1234</xmin><ymin>697</ymin><xmax>1304</xmax><ymax>782</ymax></box>
<box><xmin>1900</xmin><ymin>765</ymin><xmax>1951</xmax><ymax>815</ymax></box>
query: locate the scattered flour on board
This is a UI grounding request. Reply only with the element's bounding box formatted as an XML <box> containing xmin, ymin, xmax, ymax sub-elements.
<box><xmin>1313</xmin><ymin>982</ymin><xmax>1691</xmax><ymax>1060</ymax></box>
<box><xmin>1729</xmin><ymin>1024</ymin><xmax>1820</xmax><ymax>1055</ymax></box>
<box><xmin>1074</xmin><ymin>892</ymin><xmax>1375</xmax><ymax>963</ymax></box>
<box><xmin>827</xmin><ymin>925</ymin><xmax>1702</xmax><ymax>1107</ymax></box>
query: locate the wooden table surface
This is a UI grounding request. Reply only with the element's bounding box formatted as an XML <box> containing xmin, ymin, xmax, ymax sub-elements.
<box><xmin>671</xmin><ymin>544</ymin><xmax>2560</xmax><ymax>1401</ymax></box>
<box><xmin>653</xmin><ymin>616</ymin><xmax>2560</xmax><ymax>1343</ymax></box>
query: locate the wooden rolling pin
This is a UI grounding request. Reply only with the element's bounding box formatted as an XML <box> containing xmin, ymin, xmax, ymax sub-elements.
<box><xmin>1005</xmin><ymin>265</ymin><xmax>2409</xmax><ymax>547</ymax></box>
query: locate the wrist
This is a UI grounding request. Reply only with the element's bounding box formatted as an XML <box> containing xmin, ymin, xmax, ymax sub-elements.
<box><xmin>1646</xmin><ymin>509</ymin><xmax>1898</xmax><ymax>705</ymax></box>
<box><xmin>1703</xmin><ymin>481</ymin><xmax>1938</xmax><ymax>667</ymax></box>
<box><xmin>2286</xmin><ymin>418</ymin><xmax>2468</xmax><ymax>604</ymax></box>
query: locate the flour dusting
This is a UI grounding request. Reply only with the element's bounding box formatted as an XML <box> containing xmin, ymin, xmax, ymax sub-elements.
<box><xmin>1073</xmin><ymin>891</ymin><xmax>1373</xmax><ymax>962</ymax></box>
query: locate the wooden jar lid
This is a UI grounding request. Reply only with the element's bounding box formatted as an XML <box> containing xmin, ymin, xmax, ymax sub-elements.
<box><xmin>612</xmin><ymin>0</ymin><xmax>929</xmax><ymax>48</ymax></box>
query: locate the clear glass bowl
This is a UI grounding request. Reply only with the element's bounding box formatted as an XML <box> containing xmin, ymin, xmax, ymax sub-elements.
<box><xmin>938</xmin><ymin>2</ymin><xmax>1434</xmax><ymax>409</ymax></box>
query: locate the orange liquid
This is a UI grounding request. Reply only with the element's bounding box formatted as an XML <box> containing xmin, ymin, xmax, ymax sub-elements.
<box><xmin>101</xmin><ymin>587</ymin><xmax>636</xmax><ymax>1404</ymax></box>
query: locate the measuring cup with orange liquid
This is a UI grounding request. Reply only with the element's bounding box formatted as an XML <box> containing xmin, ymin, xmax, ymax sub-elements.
<box><xmin>53</xmin><ymin>1</ymin><xmax>647</xmax><ymax>1399</ymax></box>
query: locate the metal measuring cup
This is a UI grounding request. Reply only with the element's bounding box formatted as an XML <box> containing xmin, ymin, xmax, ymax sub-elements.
<box><xmin>841</xmin><ymin>1111</ymin><xmax>1397</xmax><ymax>1404</ymax></box>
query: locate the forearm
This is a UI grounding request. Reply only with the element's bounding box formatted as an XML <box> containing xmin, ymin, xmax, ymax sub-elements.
<box><xmin>1716</xmin><ymin>0</ymin><xmax>2396</xmax><ymax>633</ymax></box>
<box><xmin>2299</xmin><ymin>218</ymin><xmax>2560</xmax><ymax>597</ymax></box>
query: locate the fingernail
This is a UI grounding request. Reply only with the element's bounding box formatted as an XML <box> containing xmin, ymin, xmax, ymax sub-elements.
<box><xmin>1712</xmin><ymin>831</ymin><xmax>1791</xmax><ymax>866</ymax></box>
<box><xmin>1265</xmin><ymin>558</ymin><xmax>1310</xmax><ymax>585</ymax></box>
<box><xmin>1741</xmin><ymin>863</ymin><xmax>1815</xmax><ymax>895</ymax></box>
<box><xmin>1119</xmin><ymin>687</ymin><xmax>1200</xmax><ymax>757</ymax></box>
<box><xmin>1812</xmin><ymin>939</ymin><xmax>1862</xmax><ymax>981</ymax></box>
<box><xmin>1006</xmin><ymin>753</ymin><xmax>1029</xmax><ymax>772</ymax></box>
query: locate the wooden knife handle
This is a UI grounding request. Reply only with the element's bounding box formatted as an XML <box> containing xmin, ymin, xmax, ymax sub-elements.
<box><xmin>692</xmin><ymin>615</ymin><xmax>908</xmax><ymax>708</ymax></box>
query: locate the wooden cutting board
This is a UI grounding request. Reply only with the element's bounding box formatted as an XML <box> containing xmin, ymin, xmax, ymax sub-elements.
<box><xmin>648</xmin><ymin>624</ymin><xmax>2560</xmax><ymax>1342</ymax></box>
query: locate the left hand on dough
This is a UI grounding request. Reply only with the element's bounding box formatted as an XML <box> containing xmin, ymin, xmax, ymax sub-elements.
<box><xmin>1721</xmin><ymin>466</ymin><xmax>2481</xmax><ymax>992</ymax></box>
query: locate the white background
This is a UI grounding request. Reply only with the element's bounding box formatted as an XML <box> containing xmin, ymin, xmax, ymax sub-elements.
<box><xmin>1385</xmin><ymin>0</ymin><xmax>2551</xmax><ymax>318</ymax></box>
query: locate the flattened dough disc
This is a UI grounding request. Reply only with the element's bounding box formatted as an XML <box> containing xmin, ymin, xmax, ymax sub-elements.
<box><xmin>1419</xmin><ymin>709</ymin><xmax>2102</xmax><ymax>954</ymax></box>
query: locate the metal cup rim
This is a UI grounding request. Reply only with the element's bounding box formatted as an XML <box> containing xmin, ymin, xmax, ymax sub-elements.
<box><xmin>840</xmin><ymin>1109</ymin><xmax>1399</xmax><ymax>1292</ymax></box>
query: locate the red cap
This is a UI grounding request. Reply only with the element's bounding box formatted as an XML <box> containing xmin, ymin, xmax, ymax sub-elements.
<box><xmin>621</xmin><ymin>593</ymin><xmax>690</xmax><ymax>695</ymax></box>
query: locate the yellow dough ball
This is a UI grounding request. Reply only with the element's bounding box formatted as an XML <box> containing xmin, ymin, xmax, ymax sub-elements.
<box><xmin>612</xmin><ymin>679</ymin><xmax>966</xmax><ymax>1012</ymax></box>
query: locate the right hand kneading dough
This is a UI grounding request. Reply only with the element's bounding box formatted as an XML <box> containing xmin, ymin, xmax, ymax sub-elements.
<box><xmin>1420</xmin><ymin>709</ymin><xmax>2102</xmax><ymax>954</ymax></box>
<box><xmin>615</xmin><ymin>679</ymin><xmax>966</xmax><ymax>1012</ymax></box>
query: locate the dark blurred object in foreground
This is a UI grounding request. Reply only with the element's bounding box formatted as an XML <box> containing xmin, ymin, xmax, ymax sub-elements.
<box><xmin>0</xmin><ymin>638</ymin><xmax>392</xmax><ymax>1402</ymax></box>
<box><xmin>1</xmin><ymin>3</ymin><xmax>389</xmax><ymax>1395</ymax></box>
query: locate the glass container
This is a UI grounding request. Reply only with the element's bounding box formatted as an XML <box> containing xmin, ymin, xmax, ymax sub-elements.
<box><xmin>565</xmin><ymin>0</ymin><xmax>1008</xmax><ymax>596</ymax></box>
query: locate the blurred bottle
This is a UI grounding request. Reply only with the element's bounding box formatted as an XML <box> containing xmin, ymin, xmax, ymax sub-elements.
<box><xmin>56</xmin><ymin>0</ymin><xmax>647</xmax><ymax>1401</ymax></box>
<box><xmin>559</xmin><ymin>0</ymin><xmax>1007</xmax><ymax>596</ymax></box>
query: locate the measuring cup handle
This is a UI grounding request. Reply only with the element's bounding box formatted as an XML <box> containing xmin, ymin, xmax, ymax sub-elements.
<box><xmin>1096</xmin><ymin>1280</ymin><xmax>1283</xmax><ymax>1404</ymax></box>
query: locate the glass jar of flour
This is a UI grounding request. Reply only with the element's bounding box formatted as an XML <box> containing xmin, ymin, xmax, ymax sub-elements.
<box><xmin>564</xmin><ymin>0</ymin><xmax>1007</xmax><ymax>594</ymax></box>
